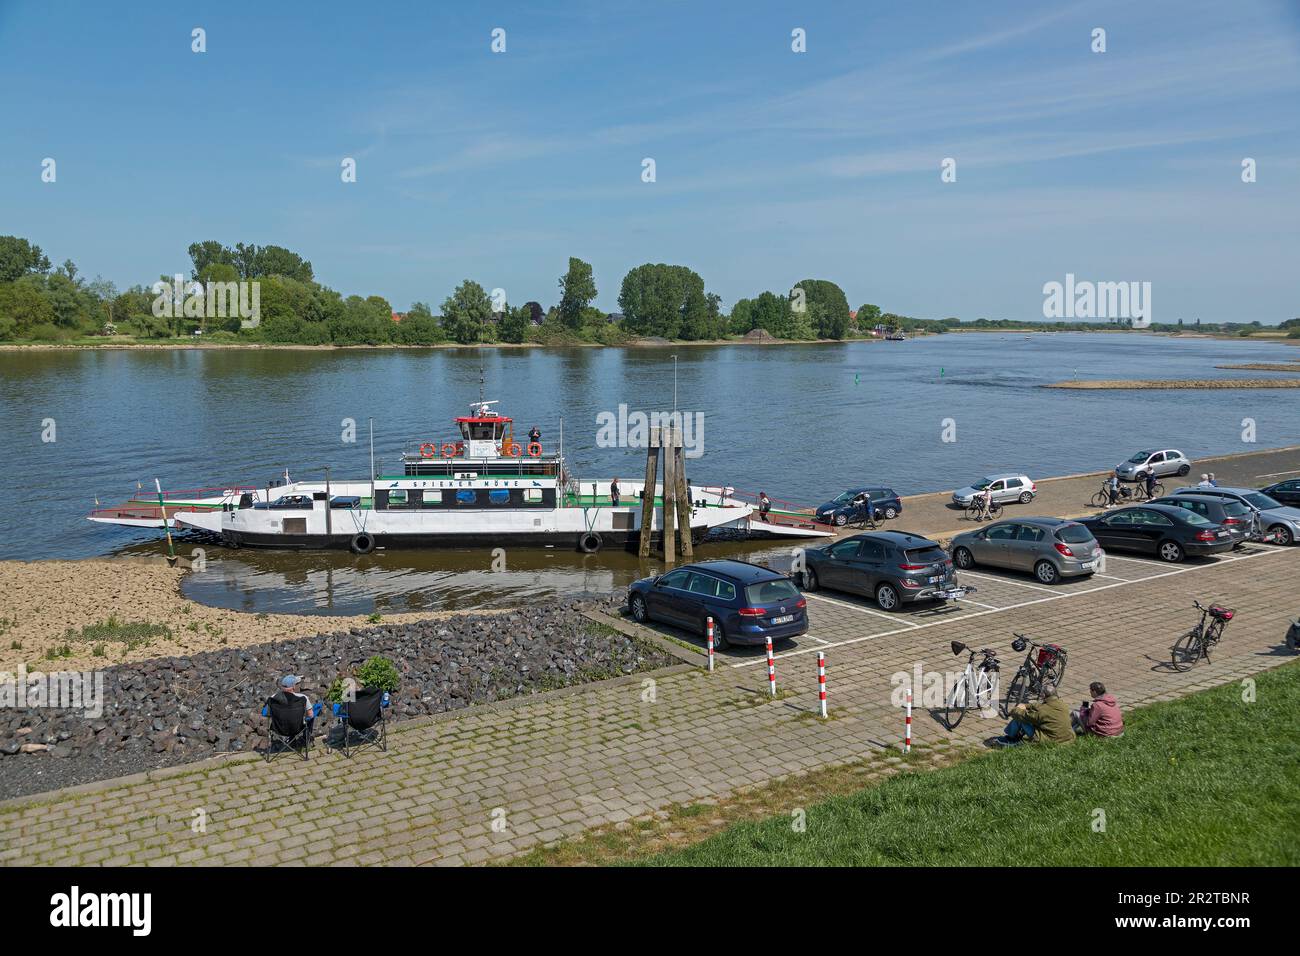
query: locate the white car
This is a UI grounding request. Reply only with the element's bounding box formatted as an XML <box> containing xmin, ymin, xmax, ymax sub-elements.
<box><xmin>1115</xmin><ymin>448</ymin><xmax>1192</xmax><ymax>481</ymax></box>
<box><xmin>952</xmin><ymin>473</ymin><xmax>1037</xmax><ymax>507</ymax></box>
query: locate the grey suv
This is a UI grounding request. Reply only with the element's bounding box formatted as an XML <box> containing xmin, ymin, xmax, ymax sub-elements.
<box><xmin>950</xmin><ymin>517</ymin><xmax>1103</xmax><ymax>585</ymax></box>
<box><xmin>1115</xmin><ymin>449</ymin><xmax>1192</xmax><ymax>481</ymax></box>
<box><xmin>1170</xmin><ymin>486</ymin><xmax>1300</xmax><ymax>546</ymax></box>
<box><xmin>1151</xmin><ymin>494</ymin><xmax>1253</xmax><ymax>547</ymax></box>
<box><xmin>800</xmin><ymin>531</ymin><xmax>972</xmax><ymax>611</ymax></box>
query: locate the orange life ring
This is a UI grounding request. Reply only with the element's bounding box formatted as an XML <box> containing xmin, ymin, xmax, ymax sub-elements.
<box><xmin>527</xmin><ymin>442</ymin><xmax>542</xmax><ymax>457</ymax></box>
<box><xmin>441</xmin><ymin>442</ymin><xmax>459</xmax><ymax>458</ymax></box>
<box><xmin>420</xmin><ymin>442</ymin><xmax>438</xmax><ymax>458</ymax></box>
<box><xmin>506</xmin><ymin>443</ymin><xmax>522</xmax><ymax>458</ymax></box>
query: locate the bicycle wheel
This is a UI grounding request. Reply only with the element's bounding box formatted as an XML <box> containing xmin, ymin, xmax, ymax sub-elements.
<box><xmin>1171</xmin><ymin>629</ymin><xmax>1203</xmax><ymax>671</ymax></box>
<box><xmin>1150</xmin><ymin>482</ymin><xmax>1165</xmax><ymax>498</ymax></box>
<box><xmin>965</xmin><ymin>504</ymin><xmax>982</xmax><ymax>521</ymax></box>
<box><xmin>976</xmin><ymin>670</ymin><xmax>998</xmax><ymax>715</ymax></box>
<box><xmin>1002</xmin><ymin>667</ymin><xmax>1030</xmax><ymax>717</ymax></box>
<box><xmin>1091</xmin><ymin>491</ymin><xmax>1110</xmax><ymax>508</ymax></box>
<box><xmin>988</xmin><ymin>501</ymin><xmax>1004</xmax><ymax>518</ymax></box>
<box><xmin>1045</xmin><ymin>649</ymin><xmax>1067</xmax><ymax>688</ymax></box>
<box><xmin>944</xmin><ymin>677</ymin><xmax>969</xmax><ymax>729</ymax></box>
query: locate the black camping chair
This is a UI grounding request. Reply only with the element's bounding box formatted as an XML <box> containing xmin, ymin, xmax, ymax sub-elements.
<box><xmin>332</xmin><ymin>688</ymin><xmax>389</xmax><ymax>758</ymax></box>
<box><xmin>262</xmin><ymin>694</ymin><xmax>320</xmax><ymax>760</ymax></box>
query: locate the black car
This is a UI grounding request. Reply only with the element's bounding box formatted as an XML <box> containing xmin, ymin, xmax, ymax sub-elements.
<box><xmin>1078</xmin><ymin>504</ymin><xmax>1235</xmax><ymax>562</ymax></box>
<box><xmin>1261</xmin><ymin>479</ymin><xmax>1300</xmax><ymax>508</ymax></box>
<box><xmin>814</xmin><ymin>487</ymin><xmax>903</xmax><ymax>526</ymax></box>
<box><xmin>627</xmin><ymin>559</ymin><xmax>807</xmax><ymax>648</ymax></box>
<box><xmin>1150</xmin><ymin>494</ymin><xmax>1254</xmax><ymax>547</ymax></box>
<box><xmin>801</xmin><ymin>531</ymin><xmax>969</xmax><ymax>611</ymax></box>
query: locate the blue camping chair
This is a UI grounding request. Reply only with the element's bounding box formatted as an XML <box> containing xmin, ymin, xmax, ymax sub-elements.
<box><xmin>261</xmin><ymin>695</ymin><xmax>324</xmax><ymax>760</ymax></box>
<box><xmin>332</xmin><ymin>688</ymin><xmax>391</xmax><ymax>757</ymax></box>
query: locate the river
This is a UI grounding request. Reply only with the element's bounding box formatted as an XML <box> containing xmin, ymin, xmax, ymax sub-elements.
<box><xmin>2</xmin><ymin>333</ymin><xmax>1297</xmax><ymax>613</ymax></box>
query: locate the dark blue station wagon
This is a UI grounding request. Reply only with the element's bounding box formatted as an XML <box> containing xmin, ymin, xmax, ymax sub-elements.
<box><xmin>627</xmin><ymin>559</ymin><xmax>808</xmax><ymax>649</ymax></box>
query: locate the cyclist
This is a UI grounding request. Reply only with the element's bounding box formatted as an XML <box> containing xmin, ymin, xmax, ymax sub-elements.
<box><xmin>977</xmin><ymin>485</ymin><xmax>994</xmax><ymax>520</ymax></box>
<box><xmin>1071</xmin><ymin>681</ymin><xmax>1124</xmax><ymax>737</ymax></box>
<box><xmin>996</xmin><ymin>682</ymin><xmax>1075</xmax><ymax>746</ymax></box>
<box><xmin>1144</xmin><ymin>470</ymin><xmax>1158</xmax><ymax>499</ymax></box>
<box><xmin>1106</xmin><ymin>474</ymin><xmax>1120</xmax><ymax>505</ymax></box>
<box><xmin>855</xmin><ymin>490</ymin><xmax>873</xmax><ymax>524</ymax></box>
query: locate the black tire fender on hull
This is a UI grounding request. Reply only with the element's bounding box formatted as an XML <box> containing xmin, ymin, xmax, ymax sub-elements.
<box><xmin>349</xmin><ymin>532</ymin><xmax>376</xmax><ymax>555</ymax></box>
<box><xmin>578</xmin><ymin>531</ymin><xmax>603</xmax><ymax>553</ymax></box>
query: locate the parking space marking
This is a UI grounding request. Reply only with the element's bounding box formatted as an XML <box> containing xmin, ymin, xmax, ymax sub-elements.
<box><xmin>956</xmin><ymin>570</ymin><xmax>1058</xmax><ymax>594</ymax></box>
<box><xmin>803</xmin><ymin>591</ymin><xmax>922</xmax><ymax>627</ymax></box>
<box><xmin>732</xmin><ymin>546</ymin><xmax>1288</xmax><ymax>668</ymax></box>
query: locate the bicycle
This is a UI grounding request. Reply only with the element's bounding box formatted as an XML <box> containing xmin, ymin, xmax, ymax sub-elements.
<box><xmin>1170</xmin><ymin>600</ymin><xmax>1234</xmax><ymax>671</ymax></box>
<box><xmin>1090</xmin><ymin>482</ymin><xmax>1135</xmax><ymax>508</ymax></box>
<box><xmin>1132</xmin><ymin>480</ymin><xmax>1165</xmax><ymax>501</ymax></box>
<box><xmin>1002</xmin><ymin>633</ymin><xmax>1068</xmax><ymax>716</ymax></box>
<box><xmin>853</xmin><ymin>505</ymin><xmax>881</xmax><ymax>531</ymax></box>
<box><xmin>965</xmin><ymin>497</ymin><xmax>1003</xmax><ymax>522</ymax></box>
<box><xmin>943</xmin><ymin>641</ymin><xmax>1001</xmax><ymax>729</ymax></box>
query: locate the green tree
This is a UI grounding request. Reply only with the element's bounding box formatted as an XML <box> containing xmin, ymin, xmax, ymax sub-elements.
<box><xmin>498</xmin><ymin>304</ymin><xmax>530</xmax><ymax>344</ymax></box>
<box><xmin>440</xmin><ymin>280</ymin><xmax>493</xmax><ymax>344</ymax></box>
<box><xmin>749</xmin><ymin>291</ymin><xmax>790</xmax><ymax>336</ymax></box>
<box><xmin>792</xmin><ymin>279</ymin><xmax>851</xmax><ymax>338</ymax></box>
<box><xmin>856</xmin><ymin>303</ymin><xmax>882</xmax><ymax>329</ymax></box>
<box><xmin>558</xmin><ymin>257</ymin><xmax>597</xmax><ymax>330</ymax></box>
<box><xmin>729</xmin><ymin>297</ymin><xmax>755</xmax><ymax>335</ymax></box>
<box><xmin>617</xmin><ymin>263</ymin><xmax>709</xmax><ymax>339</ymax></box>
<box><xmin>0</xmin><ymin>278</ymin><xmax>55</xmax><ymax>336</ymax></box>
<box><xmin>0</xmin><ymin>236</ymin><xmax>52</xmax><ymax>283</ymax></box>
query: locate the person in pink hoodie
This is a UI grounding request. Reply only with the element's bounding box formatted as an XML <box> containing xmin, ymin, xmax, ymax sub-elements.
<box><xmin>1072</xmin><ymin>682</ymin><xmax>1124</xmax><ymax>737</ymax></box>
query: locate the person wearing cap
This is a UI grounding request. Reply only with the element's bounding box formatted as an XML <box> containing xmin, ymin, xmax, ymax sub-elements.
<box><xmin>996</xmin><ymin>682</ymin><xmax>1075</xmax><ymax>746</ymax></box>
<box><xmin>271</xmin><ymin>674</ymin><xmax>321</xmax><ymax>733</ymax></box>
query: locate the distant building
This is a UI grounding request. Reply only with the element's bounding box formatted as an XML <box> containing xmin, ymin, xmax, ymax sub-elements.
<box><xmin>391</xmin><ymin>311</ymin><xmax>407</xmax><ymax>323</ymax></box>
<box><xmin>605</xmin><ymin>312</ymin><xmax>625</xmax><ymax>324</ymax></box>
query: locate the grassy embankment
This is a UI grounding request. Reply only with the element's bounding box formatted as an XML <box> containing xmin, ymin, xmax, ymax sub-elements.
<box><xmin>516</xmin><ymin>660</ymin><xmax>1300</xmax><ymax>866</ymax></box>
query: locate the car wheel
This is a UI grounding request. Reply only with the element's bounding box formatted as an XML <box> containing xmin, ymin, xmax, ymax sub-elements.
<box><xmin>1034</xmin><ymin>560</ymin><xmax>1061</xmax><ymax>585</ymax></box>
<box><xmin>884</xmin><ymin>506</ymin><xmax>899</xmax><ymax>519</ymax></box>
<box><xmin>1158</xmin><ymin>540</ymin><xmax>1185</xmax><ymax>563</ymax></box>
<box><xmin>875</xmin><ymin>582</ymin><xmax>901</xmax><ymax>611</ymax></box>
<box><xmin>1270</xmin><ymin>524</ymin><xmax>1295</xmax><ymax>546</ymax></box>
<box><xmin>803</xmin><ymin>566</ymin><xmax>819</xmax><ymax>591</ymax></box>
<box><xmin>834</xmin><ymin>513</ymin><xmax>847</xmax><ymax>526</ymax></box>
<box><xmin>707</xmin><ymin>618</ymin><xmax>729</xmax><ymax>650</ymax></box>
<box><xmin>1019</xmin><ymin>491</ymin><xmax>1033</xmax><ymax>504</ymax></box>
<box><xmin>1177</xmin><ymin>464</ymin><xmax>1190</xmax><ymax>476</ymax></box>
<box><xmin>630</xmin><ymin>594</ymin><xmax>648</xmax><ymax>622</ymax></box>
<box><xmin>953</xmin><ymin>546</ymin><xmax>975</xmax><ymax>570</ymax></box>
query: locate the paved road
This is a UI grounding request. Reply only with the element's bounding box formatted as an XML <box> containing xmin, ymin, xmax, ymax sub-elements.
<box><xmin>821</xmin><ymin>444</ymin><xmax>1300</xmax><ymax>545</ymax></box>
<box><xmin>4</xmin><ymin>538</ymin><xmax>1296</xmax><ymax>866</ymax></box>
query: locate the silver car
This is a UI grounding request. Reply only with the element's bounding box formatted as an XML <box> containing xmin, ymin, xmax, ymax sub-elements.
<box><xmin>950</xmin><ymin>517</ymin><xmax>1104</xmax><ymax>585</ymax></box>
<box><xmin>1170</xmin><ymin>486</ymin><xmax>1300</xmax><ymax>546</ymax></box>
<box><xmin>952</xmin><ymin>473</ymin><xmax>1037</xmax><ymax>507</ymax></box>
<box><xmin>1115</xmin><ymin>448</ymin><xmax>1192</xmax><ymax>481</ymax></box>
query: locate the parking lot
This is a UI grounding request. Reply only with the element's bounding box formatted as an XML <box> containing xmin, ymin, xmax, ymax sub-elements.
<box><xmin>722</xmin><ymin>543</ymin><xmax>1291</xmax><ymax>677</ymax></box>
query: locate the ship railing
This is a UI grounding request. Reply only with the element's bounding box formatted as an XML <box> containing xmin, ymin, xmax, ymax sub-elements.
<box><xmin>125</xmin><ymin>484</ymin><xmax>259</xmax><ymax>502</ymax></box>
<box><xmin>706</xmin><ymin>488</ymin><xmax>819</xmax><ymax>527</ymax></box>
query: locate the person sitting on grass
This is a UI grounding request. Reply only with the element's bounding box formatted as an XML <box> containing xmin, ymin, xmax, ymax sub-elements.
<box><xmin>997</xmin><ymin>682</ymin><xmax>1075</xmax><ymax>746</ymax></box>
<box><xmin>1072</xmin><ymin>681</ymin><xmax>1124</xmax><ymax>737</ymax></box>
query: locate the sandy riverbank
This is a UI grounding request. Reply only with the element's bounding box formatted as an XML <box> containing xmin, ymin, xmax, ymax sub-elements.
<box><xmin>1214</xmin><ymin>363</ymin><xmax>1300</xmax><ymax>372</ymax></box>
<box><xmin>1046</xmin><ymin>378</ymin><xmax>1300</xmax><ymax>389</ymax></box>
<box><xmin>0</xmin><ymin>557</ymin><xmax>479</xmax><ymax>672</ymax></box>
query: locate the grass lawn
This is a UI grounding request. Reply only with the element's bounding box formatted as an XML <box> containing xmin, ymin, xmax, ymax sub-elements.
<box><xmin>638</xmin><ymin>662</ymin><xmax>1300</xmax><ymax>866</ymax></box>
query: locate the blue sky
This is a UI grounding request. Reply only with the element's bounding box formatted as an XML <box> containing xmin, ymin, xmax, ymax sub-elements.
<box><xmin>1</xmin><ymin>0</ymin><xmax>1298</xmax><ymax>322</ymax></box>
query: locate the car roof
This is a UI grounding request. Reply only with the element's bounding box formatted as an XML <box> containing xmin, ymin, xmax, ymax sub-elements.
<box><xmin>847</xmin><ymin>530</ymin><xmax>938</xmax><ymax>547</ymax></box>
<box><xmin>680</xmin><ymin>559</ymin><xmax>785</xmax><ymax>583</ymax></box>
<box><xmin>1099</xmin><ymin>503</ymin><xmax>1196</xmax><ymax>518</ymax></box>
<box><xmin>1155</xmin><ymin>493</ymin><xmax>1226</xmax><ymax>505</ymax></box>
<box><xmin>1013</xmin><ymin>516</ymin><xmax>1079</xmax><ymax>527</ymax></box>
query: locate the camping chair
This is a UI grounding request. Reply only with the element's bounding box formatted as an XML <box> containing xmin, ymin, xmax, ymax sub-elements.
<box><xmin>261</xmin><ymin>695</ymin><xmax>322</xmax><ymax>760</ymax></box>
<box><xmin>332</xmin><ymin>687</ymin><xmax>390</xmax><ymax>757</ymax></box>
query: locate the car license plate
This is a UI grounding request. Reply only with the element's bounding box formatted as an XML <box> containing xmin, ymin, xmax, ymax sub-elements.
<box><xmin>928</xmin><ymin>575</ymin><xmax>944</xmax><ymax>583</ymax></box>
<box><xmin>1080</xmin><ymin>561</ymin><xmax>1094</xmax><ymax>570</ymax></box>
<box><xmin>771</xmin><ymin>614</ymin><xmax>794</xmax><ymax>625</ymax></box>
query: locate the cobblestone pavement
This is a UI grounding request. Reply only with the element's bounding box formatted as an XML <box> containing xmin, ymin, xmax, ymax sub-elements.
<box><xmin>2</xmin><ymin>542</ymin><xmax>1295</xmax><ymax>866</ymax></box>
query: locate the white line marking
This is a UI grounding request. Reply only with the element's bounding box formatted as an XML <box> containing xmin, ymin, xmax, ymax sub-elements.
<box><xmin>957</xmin><ymin>597</ymin><xmax>1003</xmax><ymax>611</ymax></box>
<box><xmin>1256</xmin><ymin>469</ymin><xmax>1300</xmax><ymax>478</ymax></box>
<box><xmin>803</xmin><ymin>592</ymin><xmax>922</xmax><ymax>627</ymax></box>
<box><xmin>731</xmin><ymin>546</ymin><xmax>1288</xmax><ymax>668</ymax></box>
<box><xmin>956</xmin><ymin>570</ymin><xmax>1058</xmax><ymax>594</ymax></box>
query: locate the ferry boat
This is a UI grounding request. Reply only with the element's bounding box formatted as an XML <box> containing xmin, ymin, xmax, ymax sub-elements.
<box><xmin>88</xmin><ymin>401</ymin><xmax>830</xmax><ymax>553</ymax></box>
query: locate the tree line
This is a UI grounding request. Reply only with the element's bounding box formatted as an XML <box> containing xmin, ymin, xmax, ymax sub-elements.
<box><xmin>1</xmin><ymin>235</ymin><xmax>1293</xmax><ymax>344</ymax></box>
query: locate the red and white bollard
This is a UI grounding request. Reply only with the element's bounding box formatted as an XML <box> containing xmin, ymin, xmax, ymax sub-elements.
<box><xmin>904</xmin><ymin>688</ymin><xmax>913</xmax><ymax>753</ymax></box>
<box><xmin>765</xmin><ymin>635</ymin><xmax>776</xmax><ymax>696</ymax></box>
<box><xmin>817</xmin><ymin>651</ymin><xmax>827</xmax><ymax>718</ymax></box>
<box><xmin>705</xmin><ymin>616</ymin><xmax>715</xmax><ymax>672</ymax></box>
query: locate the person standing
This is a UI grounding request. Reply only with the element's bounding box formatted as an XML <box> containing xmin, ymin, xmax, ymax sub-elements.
<box><xmin>1145</xmin><ymin>470</ymin><xmax>1158</xmax><ymax>498</ymax></box>
<box><xmin>610</xmin><ymin>477</ymin><xmax>621</xmax><ymax>507</ymax></box>
<box><xmin>1107</xmin><ymin>474</ymin><xmax>1120</xmax><ymax>504</ymax></box>
<box><xmin>528</xmin><ymin>425</ymin><xmax>541</xmax><ymax>448</ymax></box>
<box><xmin>758</xmin><ymin>491</ymin><xmax>771</xmax><ymax>521</ymax></box>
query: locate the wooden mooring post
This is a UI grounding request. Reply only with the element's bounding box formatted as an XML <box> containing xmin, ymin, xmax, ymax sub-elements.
<box><xmin>637</xmin><ymin>424</ymin><xmax>693</xmax><ymax>561</ymax></box>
